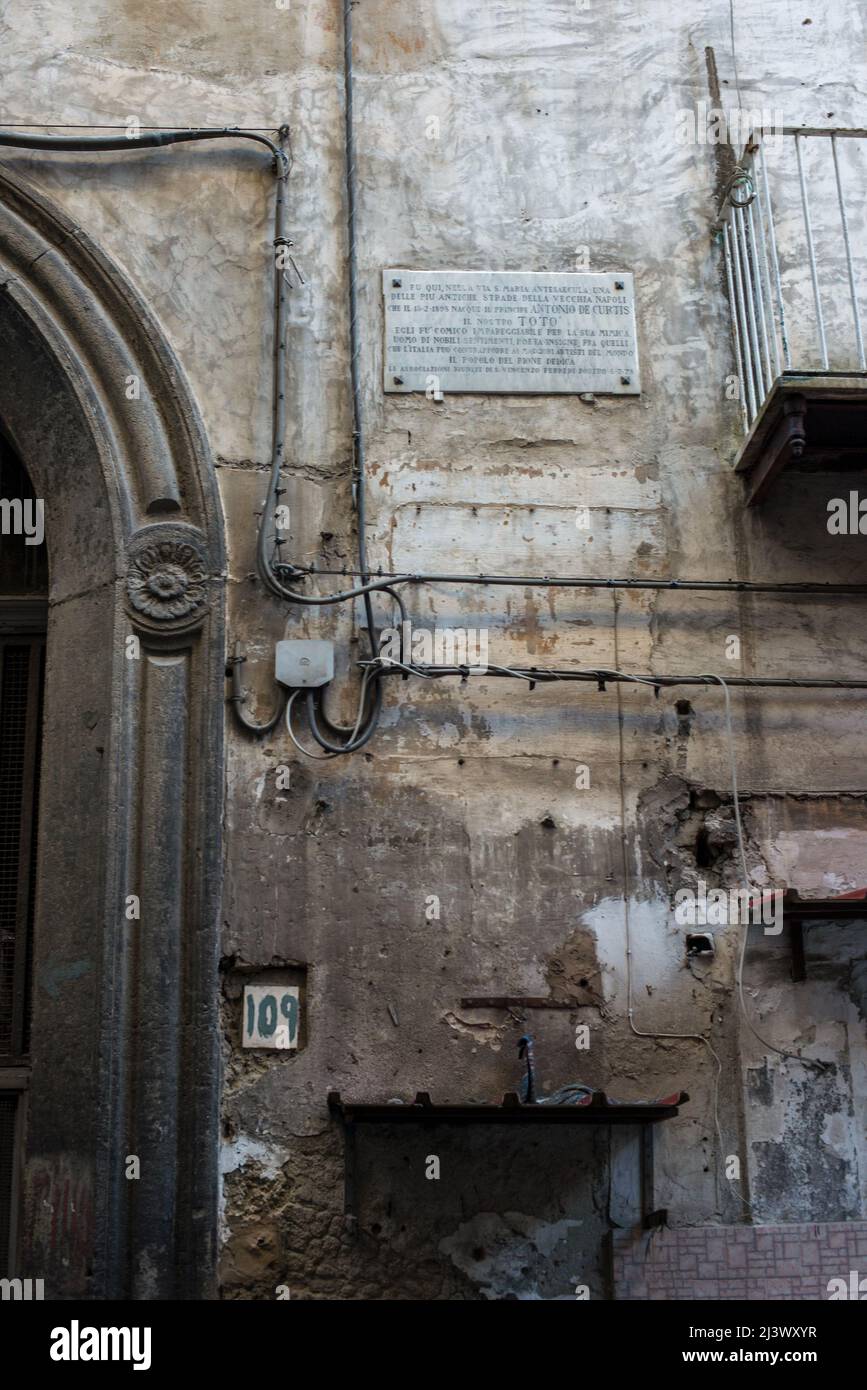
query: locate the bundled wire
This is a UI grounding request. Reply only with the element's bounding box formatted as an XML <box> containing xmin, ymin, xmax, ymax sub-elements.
<box><xmin>4</xmin><ymin>123</ymin><xmax>866</xmax><ymax>760</ymax></box>
<box><xmin>251</xmin><ymin>1</ymin><xmax>404</xmax><ymax>752</ymax></box>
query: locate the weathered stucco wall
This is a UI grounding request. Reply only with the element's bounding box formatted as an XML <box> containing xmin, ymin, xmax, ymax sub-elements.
<box><xmin>2</xmin><ymin>0</ymin><xmax>865</xmax><ymax>1298</ymax></box>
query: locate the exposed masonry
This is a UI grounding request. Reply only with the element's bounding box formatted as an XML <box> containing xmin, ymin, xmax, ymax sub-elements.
<box><xmin>217</xmin><ymin>771</ymin><xmax>865</xmax><ymax>1295</ymax></box>
<box><xmin>640</xmin><ymin>778</ymin><xmax>867</xmax><ymax>904</ymax></box>
<box><xmin>220</xmin><ymin>1125</ymin><xmax>612</xmax><ymax>1300</ymax></box>
<box><xmin>6</xmin><ymin>0</ymin><xmax>862</xmax><ymax>1300</ymax></box>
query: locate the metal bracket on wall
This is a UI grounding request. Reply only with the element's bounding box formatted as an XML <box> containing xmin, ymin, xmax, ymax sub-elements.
<box><xmin>327</xmin><ymin>1089</ymin><xmax>686</xmax><ymax>1231</ymax></box>
<box><xmin>459</xmin><ymin>996</ymin><xmax>588</xmax><ymax>1010</ymax></box>
<box><xmin>640</xmin><ymin>1125</ymin><xmax>668</xmax><ymax>1230</ymax></box>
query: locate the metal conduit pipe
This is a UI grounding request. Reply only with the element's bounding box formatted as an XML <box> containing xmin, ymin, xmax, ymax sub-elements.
<box><xmin>5</xmin><ymin>126</ymin><xmax>865</xmax><ymax>613</ymax></box>
<box><xmin>274</xmin><ymin>568</ymin><xmax>867</xmax><ymax>597</ymax></box>
<box><xmin>226</xmin><ymin>642</ymin><xmax>287</xmax><ymax>735</ymax></box>
<box><xmin>0</xmin><ymin>119</ymin><xmax>390</xmax><ymax>751</ymax></box>
<box><xmin>362</xmin><ymin>661</ymin><xmax>867</xmax><ymax>692</ymax></box>
<box><xmin>4</xmin><ymin>125</ymin><xmax>866</xmax><ymax>756</ymax></box>
<box><xmin>0</xmin><ymin>126</ymin><xmax>286</xmax><ymax>161</ymax></box>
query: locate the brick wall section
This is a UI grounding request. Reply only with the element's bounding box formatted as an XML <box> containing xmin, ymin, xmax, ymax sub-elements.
<box><xmin>611</xmin><ymin>1223</ymin><xmax>867</xmax><ymax>1300</ymax></box>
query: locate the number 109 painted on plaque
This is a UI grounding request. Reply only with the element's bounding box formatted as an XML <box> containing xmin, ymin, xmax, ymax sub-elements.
<box><xmin>243</xmin><ymin>985</ymin><xmax>300</xmax><ymax>1049</ymax></box>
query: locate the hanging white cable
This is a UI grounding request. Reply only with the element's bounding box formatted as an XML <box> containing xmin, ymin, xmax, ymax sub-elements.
<box><xmin>699</xmin><ymin>673</ymin><xmax>824</xmax><ymax>1070</ymax></box>
<box><xmin>285</xmin><ymin>691</ymin><xmax>338</xmax><ymax>759</ymax></box>
<box><xmin>285</xmin><ymin>668</ymin><xmax>375</xmax><ymax>759</ymax></box>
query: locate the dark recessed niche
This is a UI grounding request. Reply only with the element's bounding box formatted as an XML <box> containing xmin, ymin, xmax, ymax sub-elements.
<box><xmin>686</xmin><ymin>933</ymin><xmax>715</xmax><ymax>958</ymax></box>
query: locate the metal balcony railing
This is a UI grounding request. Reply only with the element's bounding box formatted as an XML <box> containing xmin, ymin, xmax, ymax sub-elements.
<box><xmin>719</xmin><ymin>127</ymin><xmax>867</xmax><ymax>431</ymax></box>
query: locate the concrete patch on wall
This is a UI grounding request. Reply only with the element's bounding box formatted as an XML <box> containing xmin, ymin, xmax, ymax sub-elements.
<box><xmin>439</xmin><ymin>1211</ymin><xmax>583</xmax><ymax>1300</ymax></box>
<box><xmin>3</xmin><ymin>0</ymin><xmax>867</xmax><ymax>1304</ymax></box>
<box><xmin>441</xmin><ymin>1010</ymin><xmax>511</xmax><ymax>1049</ymax></box>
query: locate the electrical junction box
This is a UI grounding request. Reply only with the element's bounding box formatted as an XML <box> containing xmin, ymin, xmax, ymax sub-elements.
<box><xmin>275</xmin><ymin>639</ymin><xmax>334</xmax><ymax>689</ymax></box>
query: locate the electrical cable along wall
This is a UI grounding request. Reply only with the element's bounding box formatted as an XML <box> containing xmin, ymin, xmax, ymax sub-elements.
<box><xmin>2</xmin><ymin>0</ymin><xmax>867</xmax><ymax>1305</ymax></box>
<box><xmin>1</xmin><ymin>81</ymin><xmax>861</xmax><ymax>1020</ymax></box>
<box><xmin>1</xmin><ymin>122</ymin><xmax>864</xmax><ymax>756</ymax></box>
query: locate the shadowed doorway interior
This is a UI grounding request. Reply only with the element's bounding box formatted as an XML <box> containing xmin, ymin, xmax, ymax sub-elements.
<box><xmin>0</xmin><ymin>427</ymin><xmax>46</xmax><ymax>1279</ymax></box>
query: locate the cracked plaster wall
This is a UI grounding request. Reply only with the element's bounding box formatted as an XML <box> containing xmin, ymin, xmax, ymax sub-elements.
<box><xmin>2</xmin><ymin>0</ymin><xmax>866</xmax><ymax>1298</ymax></box>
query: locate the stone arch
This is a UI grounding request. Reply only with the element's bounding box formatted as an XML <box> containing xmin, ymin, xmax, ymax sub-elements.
<box><xmin>0</xmin><ymin>161</ymin><xmax>225</xmax><ymax>1298</ymax></box>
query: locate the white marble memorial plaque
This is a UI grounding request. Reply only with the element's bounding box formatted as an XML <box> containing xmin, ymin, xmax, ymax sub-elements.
<box><xmin>383</xmin><ymin>270</ymin><xmax>640</xmax><ymax>395</ymax></box>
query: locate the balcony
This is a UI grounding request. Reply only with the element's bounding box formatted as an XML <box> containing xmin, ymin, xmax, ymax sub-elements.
<box><xmin>719</xmin><ymin>127</ymin><xmax>867</xmax><ymax>504</ymax></box>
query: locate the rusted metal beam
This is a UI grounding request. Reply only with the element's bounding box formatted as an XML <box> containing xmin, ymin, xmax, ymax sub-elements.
<box><xmin>327</xmin><ymin>1091</ymin><xmax>687</xmax><ymax>1126</ymax></box>
<box><xmin>460</xmin><ymin>996</ymin><xmax>584</xmax><ymax>1010</ymax></box>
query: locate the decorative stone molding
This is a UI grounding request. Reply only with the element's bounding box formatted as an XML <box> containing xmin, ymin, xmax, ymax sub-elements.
<box><xmin>126</xmin><ymin>524</ymin><xmax>210</xmax><ymax>631</ymax></box>
<box><xmin>0</xmin><ymin>160</ymin><xmax>224</xmax><ymax>1299</ymax></box>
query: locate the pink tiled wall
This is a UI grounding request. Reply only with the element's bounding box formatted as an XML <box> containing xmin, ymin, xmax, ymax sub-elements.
<box><xmin>611</xmin><ymin>1222</ymin><xmax>867</xmax><ymax>1300</ymax></box>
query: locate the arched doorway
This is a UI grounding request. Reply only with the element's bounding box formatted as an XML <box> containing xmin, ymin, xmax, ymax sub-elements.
<box><xmin>0</xmin><ymin>161</ymin><xmax>225</xmax><ymax>1298</ymax></box>
<box><xmin>0</xmin><ymin>431</ymin><xmax>47</xmax><ymax>1283</ymax></box>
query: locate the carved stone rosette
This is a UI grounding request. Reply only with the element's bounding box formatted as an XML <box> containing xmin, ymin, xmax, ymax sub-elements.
<box><xmin>2</xmin><ymin>160</ymin><xmax>224</xmax><ymax>1299</ymax></box>
<box><xmin>126</xmin><ymin>523</ymin><xmax>210</xmax><ymax>633</ymax></box>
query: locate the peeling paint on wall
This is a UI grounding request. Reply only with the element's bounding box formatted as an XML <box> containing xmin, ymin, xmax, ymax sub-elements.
<box><xmin>4</xmin><ymin>0</ymin><xmax>865</xmax><ymax>1300</ymax></box>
